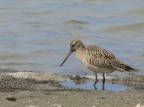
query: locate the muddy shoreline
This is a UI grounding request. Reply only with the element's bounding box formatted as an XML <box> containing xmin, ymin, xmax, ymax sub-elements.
<box><xmin>0</xmin><ymin>70</ymin><xmax>144</xmax><ymax>107</ymax></box>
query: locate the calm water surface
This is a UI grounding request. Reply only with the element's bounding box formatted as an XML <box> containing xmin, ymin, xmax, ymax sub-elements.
<box><xmin>0</xmin><ymin>0</ymin><xmax>144</xmax><ymax>76</ymax></box>
<box><xmin>61</xmin><ymin>81</ymin><xmax>132</xmax><ymax>91</ymax></box>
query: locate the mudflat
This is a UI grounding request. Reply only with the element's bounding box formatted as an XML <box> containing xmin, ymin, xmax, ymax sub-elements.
<box><xmin>0</xmin><ymin>71</ymin><xmax>144</xmax><ymax>107</ymax></box>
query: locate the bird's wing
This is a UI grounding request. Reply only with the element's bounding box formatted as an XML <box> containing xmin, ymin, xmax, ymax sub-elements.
<box><xmin>85</xmin><ymin>45</ymin><xmax>116</xmax><ymax>59</ymax></box>
<box><xmin>84</xmin><ymin>45</ymin><xmax>117</xmax><ymax>68</ymax></box>
<box><xmin>84</xmin><ymin>45</ymin><xmax>131</xmax><ymax>71</ymax></box>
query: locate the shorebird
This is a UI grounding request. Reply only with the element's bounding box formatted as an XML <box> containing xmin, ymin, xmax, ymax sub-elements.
<box><xmin>60</xmin><ymin>39</ymin><xmax>134</xmax><ymax>90</ymax></box>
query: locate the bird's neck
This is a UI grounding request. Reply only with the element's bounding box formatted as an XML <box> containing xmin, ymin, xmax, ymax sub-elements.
<box><xmin>76</xmin><ymin>48</ymin><xmax>84</xmax><ymax>62</ymax></box>
<box><xmin>79</xmin><ymin>43</ymin><xmax>85</xmax><ymax>50</ymax></box>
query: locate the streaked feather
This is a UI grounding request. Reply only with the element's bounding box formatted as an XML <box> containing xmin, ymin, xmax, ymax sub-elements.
<box><xmin>78</xmin><ymin>45</ymin><xmax>133</xmax><ymax>72</ymax></box>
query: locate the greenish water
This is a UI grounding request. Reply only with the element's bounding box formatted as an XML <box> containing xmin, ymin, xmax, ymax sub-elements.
<box><xmin>0</xmin><ymin>0</ymin><xmax>144</xmax><ymax>76</ymax></box>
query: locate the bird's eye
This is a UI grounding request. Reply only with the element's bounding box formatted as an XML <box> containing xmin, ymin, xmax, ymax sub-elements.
<box><xmin>71</xmin><ymin>44</ymin><xmax>75</xmax><ymax>47</ymax></box>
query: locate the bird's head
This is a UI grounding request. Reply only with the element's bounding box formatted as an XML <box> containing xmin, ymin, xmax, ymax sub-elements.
<box><xmin>60</xmin><ymin>39</ymin><xmax>85</xmax><ymax>67</ymax></box>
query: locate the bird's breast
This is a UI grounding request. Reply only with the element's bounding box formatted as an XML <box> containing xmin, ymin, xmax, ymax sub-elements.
<box><xmin>76</xmin><ymin>49</ymin><xmax>85</xmax><ymax>63</ymax></box>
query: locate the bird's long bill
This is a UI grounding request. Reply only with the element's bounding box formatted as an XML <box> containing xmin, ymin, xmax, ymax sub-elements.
<box><xmin>60</xmin><ymin>50</ymin><xmax>73</xmax><ymax>67</ymax></box>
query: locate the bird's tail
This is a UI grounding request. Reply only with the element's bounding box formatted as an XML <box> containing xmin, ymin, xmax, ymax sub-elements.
<box><xmin>125</xmin><ymin>65</ymin><xmax>134</xmax><ymax>72</ymax></box>
<box><xmin>112</xmin><ymin>59</ymin><xmax>135</xmax><ymax>72</ymax></box>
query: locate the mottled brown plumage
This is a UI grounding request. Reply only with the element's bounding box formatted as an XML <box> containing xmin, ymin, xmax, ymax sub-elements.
<box><xmin>77</xmin><ymin>45</ymin><xmax>133</xmax><ymax>73</ymax></box>
<box><xmin>60</xmin><ymin>39</ymin><xmax>134</xmax><ymax>89</ymax></box>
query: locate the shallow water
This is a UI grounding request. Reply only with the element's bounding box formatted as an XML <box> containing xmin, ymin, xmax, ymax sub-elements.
<box><xmin>61</xmin><ymin>81</ymin><xmax>132</xmax><ymax>91</ymax></box>
<box><xmin>0</xmin><ymin>0</ymin><xmax>144</xmax><ymax>76</ymax></box>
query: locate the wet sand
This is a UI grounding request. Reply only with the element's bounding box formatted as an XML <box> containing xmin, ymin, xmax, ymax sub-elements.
<box><xmin>0</xmin><ymin>71</ymin><xmax>144</xmax><ymax>107</ymax></box>
<box><xmin>0</xmin><ymin>89</ymin><xmax>144</xmax><ymax>107</ymax></box>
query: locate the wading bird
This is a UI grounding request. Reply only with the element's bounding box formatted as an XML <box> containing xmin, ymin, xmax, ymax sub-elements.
<box><xmin>60</xmin><ymin>40</ymin><xmax>134</xmax><ymax>90</ymax></box>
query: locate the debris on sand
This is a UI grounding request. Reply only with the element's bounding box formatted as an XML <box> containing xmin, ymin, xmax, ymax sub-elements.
<box><xmin>6</xmin><ymin>95</ymin><xmax>17</xmax><ymax>101</ymax></box>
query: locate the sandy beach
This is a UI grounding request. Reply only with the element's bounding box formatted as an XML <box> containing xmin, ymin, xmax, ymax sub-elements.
<box><xmin>0</xmin><ymin>71</ymin><xmax>144</xmax><ymax>107</ymax></box>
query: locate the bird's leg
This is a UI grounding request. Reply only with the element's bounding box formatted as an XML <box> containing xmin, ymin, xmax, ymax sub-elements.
<box><xmin>102</xmin><ymin>73</ymin><xmax>105</xmax><ymax>90</ymax></box>
<box><xmin>94</xmin><ymin>73</ymin><xmax>98</xmax><ymax>89</ymax></box>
